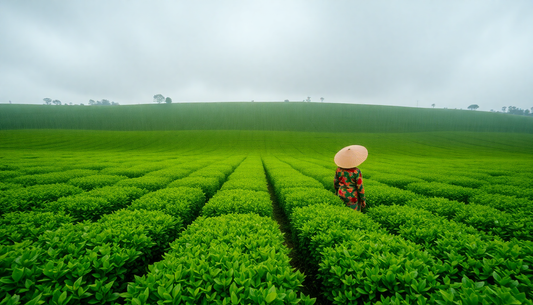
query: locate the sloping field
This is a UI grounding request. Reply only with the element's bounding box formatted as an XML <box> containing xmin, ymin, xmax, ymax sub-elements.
<box><xmin>1</xmin><ymin>102</ymin><xmax>532</xmax><ymax>132</ymax></box>
<box><xmin>1</xmin><ymin>103</ymin><xmax>532</xmax><ymax>304</ymax></box>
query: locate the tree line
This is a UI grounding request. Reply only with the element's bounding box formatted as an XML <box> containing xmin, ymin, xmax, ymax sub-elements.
<box><xmin>43</xmin><ymin>98</ymin><xmax>119</xmax><ymax>106</ymax></box>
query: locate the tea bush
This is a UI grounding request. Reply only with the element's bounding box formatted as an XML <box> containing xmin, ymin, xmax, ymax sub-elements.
<box><xmin>0</xmin><ymin>209</ymin><xmax>179</xmax><ymax>305</ymax></box>
<box><xmin>0</xmin><ymin>182</ymin><xmax>22</xmax><ymax>191</ymax></box>
<box><xmin>129</xmin><ymin>187</ymin><xmax>205</xmax><ymax>225</ymax></box>
<box><xmin>115</xmin><ymin>176</ymin><xmax>171</xmax><ymax>191</ymax></box>
<box><xmin>365</xmin><ymin>183</ymin><xmax>421</xmax><ymax>207</ymax></box>
<box><xmin>10</xmin><ymin>169</ymin><xmax>98</xmax><ymax>186</ymax></box>
<box><xmin>406</xmin><ymin>181</ymin><xmax>478</xmax><ymax>203</ymax></box>
<box><xmin>0</xmin><ymin>183</ymin><xmax>83</xmax><ymax>214</ymax></box>
<box><xmin>202</xmin><ymin>189</ymin><xmax>272</xmax><ymax>217</ymax></box>
<box><xmin>220</xmin><ymin>178</ymin><xmax>269</xmax><ymax>192</ymax></box>
<box><xmin>278</xmin><ymin>187</ymin><xmax>343</xmax><ymax>216</ymax></box>
<box><xmin>19</xmin><ymin>166</ymin><xmax>63</xmax><ymax>175</ymax></box>
<box><xmin>406</xmin><ymin>197</ymin><xmax>465</xmax><ymax>219</ymax></box>
<box><xmin>289</xmin><ymin>204</ymin><xmax>383</xmax><ymax>272</ymax></box>
<box><xmin>86</xmin><ymin>185</ymin><xmax>147</xmax><ymax>208</ymax></box>
<box><xmin>144</xmin><ymin>166</ymin><xmax>192</xmax><ymax>180</ymax></box>
<box><xmin>188</xmin><ymin>169</ymin><xmax>227</xmax><ymax>185</ymax></box>
<box><xmin>371</xmin><ymin>173</ymin><xmax>425</xmax><ymax>189</ymax></box>
<box><xmin>0</xmin><ymin>170</ymin><xmax>20</xmax><ymax>181</ymax></box>
<box><xmin>0</xmin><ymin>211</ymin><xmax>74</xmax><ymax>245</ymax></box>
<box><xmin>122</xmin><ymin>213</ymin><xmax>315</xmax><ymax>304</ymax></box>
<box><xmin>318</xmin><ymin>231</ymin><xmax>444</xmax><ymax>304</ymax></box>
<box><xmin>45</xmin><ymin>196</ymin><xmax>115</xmax><ymax>222</ymax></box>
<box><xmin>470</xmin><ymin>192</ymin><xmax>533</xmax><ymax>216</ymax></box>
<box><xmin>167</xmin><ymin>176</ymin><xmax>220</xmax><ymax>199</ymax></box>
<box><xmin>67</xmin><ymin>174</ymin><xmax>127</xmax><ymax>190</ymax></box>
<box><xmin>366</xmin><ymin>205</ymin><xmax>533</xmax><ymax>297</ymax></box>
<box><xmin>480</xmin><ymin>184</ymin><xmax>533</xmax><ymax>200</ymax></box>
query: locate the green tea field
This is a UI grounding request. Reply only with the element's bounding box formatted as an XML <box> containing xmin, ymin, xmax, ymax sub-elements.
<box><xmin>1</xmin><ymin>103</ymin><xmax>533</xmax><ymax>304</ymax></box>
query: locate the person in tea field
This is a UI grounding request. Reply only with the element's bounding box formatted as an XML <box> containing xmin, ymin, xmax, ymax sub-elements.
<box><xmin>334</xmin><ymin>145</ymin><xmax>368</xmax><ymax>211</ymax></box>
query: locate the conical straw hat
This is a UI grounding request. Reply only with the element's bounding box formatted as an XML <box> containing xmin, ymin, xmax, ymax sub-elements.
<box><xmin>334</xmin><ymin>145</ymin><xmax>368</xmax><ymax>168</ymax></box>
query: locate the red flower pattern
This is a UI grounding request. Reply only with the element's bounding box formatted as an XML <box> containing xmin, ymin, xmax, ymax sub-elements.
<box><xmin>334</xmin><ymin>167</ymin><xmax>366</xmax><ymax>211</ymax></box>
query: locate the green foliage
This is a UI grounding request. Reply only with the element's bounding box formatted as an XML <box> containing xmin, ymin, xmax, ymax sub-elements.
<box><xmin>365</xmin><ymin>184</ymin><xmax>421</xmax><ymax>207</ymax></box>
<box><xmin>10</xmin><ymin>169</ymin><xmax>98</xmax><ymax>186</ymax></box>
<box><xmin>371</xmin><ymin>173</ymin><xmax>425</xmax><ymax>189</ymax></box>
<box><xmin>0</xmin><ymin>171</ymin><xmax>20</xmax><ymax>181</ymax></box>
<box><xmin>289</xmin><ymin>204</ymin><xmax>383</xmax><ymax>272</ymax></box>
<box><xmin>115</xmin><ymin>176</ymin><xmax>171</xmax><ymax>191</ymax></box>
<box><xmin>453</xmin><ymin>204</ymin><xmax>532</xmax><ymax>241</ymax></box>
<box><xmin>366</xmin><ymin>205</ymin><xmax>533</xmax><ymax>297</ymax></box>
<box><xmin>408</xmin><ymin>197</ymin><xmax>533</xmax><ymax>241</ymax></box>
<box><xmin>480</xmin><ymin>184</ymin><xmax>533</xmax><ymax>200</ymax></box>
<box><xmin>470</xmin><ymin>192</ymin><xmax>533</xmax><ymax>216</ymax></box>
<box><xmin>201</xmin><ymin>189</ymin><xmax>272</xmax><ymax>217</ymax></box>
<box><xmin>44</xmin><ymin>186</ymin><xmax>146</xmax><ymax>222</ymax></box>
<box><xmin>99</xmin><ymin>209</ymin><xmax>182</xmax><ymax>262</ymax></box>
<box><xmin>144</xmin><ymin>166</ymin><xmax>192</xmax><ymax>180</ymax></box>
<box><xmin>100</xmin><ymin>163</ymin><xmax>165</xmax><ymax>178</ymax></box>
<box><xmin>0</xmin><ymin>209</ymin><xmax>179</xmax><ymax>305</ymax></box>
<box><xmin>67</xmin><ymin>174</ymin><xmax>127</xmax><ymax>190</ymax></box>
<box><xmin>0</xmin><ymin>183</ymin><xmax>83</xmax><ymax>214</ymax></box>
<box><xmin>45</xmin><ymin>195</ymin><xmax>115</xmax><ymax>222</ymax></box>
<box><xmin>122</xmin><ymin>214</ymin><xmax>315</xmax><ymax>304</ymax></box>
<box><xmin>129</xmin><ymin>187</ymin><xmax>205</xmax><ymax>225</ymax></box>
<box><xmin>278</xmin><ymin>187</ymin><xmax>344</xmax><ymax>216</ymax></box>
<box><xmin>0</xmin><ymin>211</ymin><xmax>74</xmax><ymax>245</ymax></box>
<box><xmin>366</xmin><ymin>205</ymin><xmax>482</xmax><ymax>245</ymax></box>
<box><xmin>406</xmin><ymin>197</ymin><xmax>465</xmax><ymax>220</ymax></box>
<box><xmin>0</xmin><ymin>182</ymin><xmax>22</xmax><ymax>191</ymax></box>
<box><xmin>2</xmin><ymin>102</ymin><xmax>533</xmax><ymax>133</ymax></box>
<box><xmin>189</xmin><ymin>169</ymin><xmax>227</xmax><ymax>185</ymax></box>
<box><xmin>220</xmin><ymin>178</ymin><xmax>269</xmax><ymax>192</ymax></box>
<box><xmin>406</xmin><ymin>182</ymin><xmax>478</xmax><ymax>203</ymax></box>
<box><xmin>318</xmin><ymin>231</ymin><xmax>443</xmax><ymax>304</ymax></box>
<box><xmin>85</xmin><ymin>185</ymin><xmax>147</xmax><ymax>207</ymax></box>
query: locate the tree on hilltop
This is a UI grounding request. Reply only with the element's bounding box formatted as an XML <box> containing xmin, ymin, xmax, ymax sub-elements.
<box><xmin>502</xmin><ymin>106</ymin><xmax>507</xmax><ymax>112</ymax></box>
<box><xmin>154</xmin><ymin>94</ymin><xmax>165</xmax><ymax>104</ymax></box>
<box><xmin>43</xmin><ymin>98</ymin><xmax>52</xmax><ymax>105</ymax></box>
<box><xmin>467</xmin><ymin>104</ymin><xmax>479</xmax><ymax>110</ymax></box>
<box><xmin>432</xmin><ymin>103</ymin><xmax>435</xmax><ymax>108</ymax></box>
<box><xmin>165</xmin><ymin>97</ymin><xmax>172</xmax><ymax>104</ymax></box>
<box><xmin>52</xmin><ymin>100</ymin><xmax>61</xmax><ymax>105</ymax></box>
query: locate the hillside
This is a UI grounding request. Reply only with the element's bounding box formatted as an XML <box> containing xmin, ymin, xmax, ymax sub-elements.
<box><xmin>1</xmin><ymin>102</ymin><xmax>532</xmax><ymax>133</ymax></box>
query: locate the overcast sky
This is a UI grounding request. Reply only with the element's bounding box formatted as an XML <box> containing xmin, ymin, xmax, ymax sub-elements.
<box><xmin>1</xmin><ymin>1</ymin><xmax>532</xmax><ymax>111</ymax></box>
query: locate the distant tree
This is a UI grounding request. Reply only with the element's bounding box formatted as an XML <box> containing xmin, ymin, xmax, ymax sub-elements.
<box><xmin>431</xmin><ymin>103</ymin><xmax>435</xmax><ymax>108</ymax></box>
<box><xmin>165</xmin><ymin>97</ymin><xmax>172</xmax><ymax>104</ymax></box>
<box><xmin>525</xmin><ymin>109</ymin><xmax>530</xmax><ymax>115</ymax></box>
<box><xmin>507</xmin><ymin>106</ymin><xmax>525</xmax><ymax>115</ymax></box>
<box><xmin>80</xmin><ymin>103</ymin><xmax>84</xmax><ymax>106</ymax></box>
<box><xmin>467</xmin><ymin>104</ymin><xmax>479</xmax><ymax>110</ymax></box>
<box><xmin>284</xmin><ymin>99</ymin><xmax>289</xmax><ymax>102</ymax></box>
<box><xmin>306</xmin><ymin>97</ymin><xmax>311</xmax><ymax>102</ymax></box>
<box><xmin>52</xmin><ymin>99</ymin><xmax>61</xmax><ymax>105</ymax></box>
<box><xmin>101</xmin><ymin>99</ymin><xmax>111</xmax><ymax>106</ymax></box>
<box><xmin>69</xmin><ymin>102</ymin><xmax>72</xmax><ymax>105</ymax></box>
<box><xmin>43</xmin><ymin>98</ymin><xmax>52</xmax><ymax>105</ymax></box>
<box><xmin>88</xmin><ymin>99</ymin><xmax>96</xmax><ymax>105</ymax></box>
<box><xmin>320</xmin><ymin>97</ymin><xmax>324</xmax><ymax>103</ymax></box>
<box><xmin>502</xmin><ymin>106</ymin><xmax>507</xmax><ymax>112</ymax></box>
<box><xmin>154</xmin><ymin>94</ymin><xmax>165</xmax><ymax>104</ymax></box>
<box><xmin>111</xmin><ymin>101</ymin><xmax>119</xmax><ymax>106</ymax></box>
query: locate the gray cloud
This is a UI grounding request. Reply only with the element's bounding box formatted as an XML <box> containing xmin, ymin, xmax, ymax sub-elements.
<box><xmin>1</xmin><ymin>0</ymin><xmax>532</xmax><ymax>111</ymax></box>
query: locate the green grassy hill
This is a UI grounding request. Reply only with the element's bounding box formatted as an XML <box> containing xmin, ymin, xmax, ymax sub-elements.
<box><xmin>1</xmin><ymin>102</ymin><xmax>532</xmax><ymax>133</ymax></box>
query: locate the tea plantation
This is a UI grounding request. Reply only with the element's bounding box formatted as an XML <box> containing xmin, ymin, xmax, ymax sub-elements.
<box><xmin>1</xmin><ymin>102</ymin><xmax>532</xmax><ymax>304</ymax></box>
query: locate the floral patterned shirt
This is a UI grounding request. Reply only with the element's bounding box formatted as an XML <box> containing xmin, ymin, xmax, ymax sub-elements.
<box><xmin>334</xmin><ymin>167</ymin><xmax>366</xmax><ymax>209</ymax></box>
